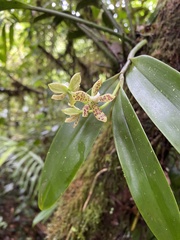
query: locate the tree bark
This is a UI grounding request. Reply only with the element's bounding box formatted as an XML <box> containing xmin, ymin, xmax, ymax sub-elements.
<box><xmin>150</xmin><ymin>0</ymin><xmax>180</xmax><ymax>70</ymax></box>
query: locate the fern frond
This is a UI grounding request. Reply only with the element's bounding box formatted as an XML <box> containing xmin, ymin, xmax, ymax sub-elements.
<box><xmin>0</xmin><ymin>137</ymin><xmax>44</xmax><ymax>199</ymax></box>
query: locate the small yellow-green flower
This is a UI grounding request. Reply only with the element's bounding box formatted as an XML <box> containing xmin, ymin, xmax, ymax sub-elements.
<box><xmin>48</xmin><ymin>73</ymin><xmax>115</xmax><ymax>126</ymax></box>
<box><xmin>48</xmin><ymin>73</ymin><xmax>81</xmax><ymax>104</ymax></box>
<box><xmin>62</xmin><ymin>106</ymin><xmax>82</xmax><ymax>128</ymax></box>
<box><xmin>71</xmin><ymin>79</ymin><xmax>115</xmax><ymax>122</ymax></box>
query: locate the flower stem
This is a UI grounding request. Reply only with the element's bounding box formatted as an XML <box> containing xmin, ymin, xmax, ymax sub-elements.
<box><xmin>119</xmin><ymin>39</ymin><xmax>147</xmax><ymax>87</ymax></box>
<box><xmin>100</xmin><ymin>80</ymin><xmax>120</xmax><ymax>111</ymax></box>
<box><xmin>121</xmin><ymin>39</ymin><xmax>147</xmax><ymax>75</ymax></box>
<box><xmin>128</xmin><ymin>39</ymin><xmax>147</xmax><ymax>59</ymax></box>
<box><xmin>90</xmin><ymin>40</ymin><xmax>147</xmax><ymax>112</ymax></box>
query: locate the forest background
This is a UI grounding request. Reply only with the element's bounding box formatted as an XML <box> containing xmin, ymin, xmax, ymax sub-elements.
<box><xmin>0</xmin><ymin>0</ymin><xmax>179</xmax><ymax>239</ymax></box>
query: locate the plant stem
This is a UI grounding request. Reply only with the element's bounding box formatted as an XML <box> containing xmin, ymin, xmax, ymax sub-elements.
<box><xmin>101</xmin><ymin>2</ymin><xmax>123</xmax><ymax>34</ymax></box>
<box><xmin>124</xmin><ymin>0</ymin><xmax>135</xmax><ymax>38</ymax></box>
<box><xmin>100</xmin><ymin>40</ymin><xmax>147</xmax><ymax>110</ymax></box>
<box><xmin>78</xmin><ymin>24</ymin><xmax>118</xmax><ymax>66</ymax></box>
<box><xmin>100</xmin><ymin>73</ymin><xmax>121</xmax><ymax>111</ymax></box>
<box><xmin>128</xmin><ymin>39</ymin><xmax>147</xmax><ymax>60</ymax></box>
<box><xmin>104</xmin><ymin>38</ymin><xmax>148</xmax><ymax>93</ymax></box>
<box><xmin>120</xmin><ymin>39</ymin><xmax>147</xmax><ymax>77</ymax></box>
<box><xmin>27</xmin><ymin>5</ymin><xmax>134</xmax><ymax>44</ymax></box>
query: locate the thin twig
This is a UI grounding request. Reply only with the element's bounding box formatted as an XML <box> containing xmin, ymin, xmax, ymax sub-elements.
<box><xmin>8</xmin><ymin>74</ymin><xmax>43</xmax><ymax>94</ymax></box>
<box><xmin>78</xmin><ymin>24</ymin><xmax>118</xmax><ymax>66</ymax></box>
<box><xmin>124</xmin><ymin>0</ymin><xmax>135</xmax><ymax>38</ymax></box>
<box><xmin>119</xmin><ymin>39</ymin><xmax>147</xmax><ymax>86</ymax></box>
<box><xmin>151</xmin><ymin>134</ymin><xmax>162</xmax><ymax>146</ymax></box>
<box><xmin>101</xmin><ymin>2</ymin><xmax>123</xmax><ymax>34</ymax></box>
<box><xmin>38</xmin><ymin>45</ymin><xmax>70</xmax><ymax>75</ymax></box>
<box><xmin>82</xmin><ymin>168</ymin><xmax>108</xmax><ymax>211</ymax></box>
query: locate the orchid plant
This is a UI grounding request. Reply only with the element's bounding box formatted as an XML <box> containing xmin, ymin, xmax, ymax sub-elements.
<box><xmin>38</xmin><ymin>40</ymin><xmax>180</xmax><ymax>240</ymax></box>
<box><xmin>48</xmin><ymin>74</ymin><xmax>115</xmax><ymax>127</ymax></box>
<box><xmin>0</xmin><ymin>1</ymin><xmax>179</xmax><ymax>239</ymax></box>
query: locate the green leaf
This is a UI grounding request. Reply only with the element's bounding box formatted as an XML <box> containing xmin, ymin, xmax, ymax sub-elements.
<box><xmin>0</xmin><ymin>0</ymin><xmax>30</xmax><ymax>11</ymax></box>
<box><xmin>102</xmin><ymin>11</ymin><xmax>114</xmax><ymax>28</ymax></box>
<box><xmin>67</xmin><ymin>29</ymin><xmax>85</xmax><ymax>40</ymax></box>
<box><xmin>76</xmin><ymin>0</ymin><xmax>100</xmax><ymax>11</ymax></box>
<box><xmin>126</xmin><ymin>55</ymin><xmax>180</xmax><ymax>153</ymax></box>
<box><xmin>32</xmin><ymin>204</ymin><xmax>57</xmax><ymax>226</ymax></box>
<box><xmin>38</xmin><ymin>74</ymin><xmax>119</xmax><ymax>210</ymax></box>
<box><xmin>0</xmin><ymin>146</ymin><xmax>16</xmax><ymax>166</ymax></box>
<box><xmin>113</xmin><ymin>88</ymin><xmax>180</xmax><ymax>240</ymax></box>
<box><xmin>33</xmin><ymin>13</ymin><xmax>53</xmax><ymax>23</ymax></box>
<box><xmin>9</xmin><ymin>23</ymin><xmax>14</xmax><ymax>50</ymax></box>
<box><xmin>2</xmin><ymin>24</ymin><xmax>7</xmax><ymax>63</ymax></box>
<box><xmin>52</xmin><ymin>15</ymin><xmax>65</xmax><ymax>27</ymax></box>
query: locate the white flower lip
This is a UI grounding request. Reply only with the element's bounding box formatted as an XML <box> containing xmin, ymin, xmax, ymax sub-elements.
<box><xmin>89</xmin><ymin>92</ymin><xmax>100</xmax><ymax>102</ymax></box>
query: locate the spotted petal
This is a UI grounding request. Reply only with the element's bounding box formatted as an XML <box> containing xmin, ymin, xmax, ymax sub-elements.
<box><xmin>92</xmin><ymin>79</ymin><xmax>102</xmax><ymax>96</ymax></box>
<box><xmin>91</xmin><ymin>103</ymin><xmax>107</xmax><ymax>122</ymax></box>
<box><xmin>69</xmin><ymin>73</ymin><xmax>81</xmax><ymax>92</ymax></box>
<box><xmin>82</xmin><ymin>104</ymin><xmax>90</xmax><ymax>117</ymax></box>
<box><xmin>98</xmin><ymin>94</ymin><xmax>115</xmax><ymax>102</ymax></box>
<box><xmin>48</xmin><ymin>82</ymin><xmax>68</xmax><ymax>94</ymax></box>
<box><xmin>72</xmin><ymin>91</ymin><xmax>90</xmax><ymax>103</ymax></box>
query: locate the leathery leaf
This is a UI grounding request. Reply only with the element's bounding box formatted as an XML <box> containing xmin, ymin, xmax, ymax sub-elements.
<box><xmin>0</xmin><ymin>0</ymin><xmax>30</xmax><ymax>10</ymax></box>
<box><xmin>126</xmin><ymin>55</ymin><xmax>180</xmax><ymax>153</ymax></box>
<box><xmin>113</xmin><ymin>88</ymin><xmax>180</xmax><ymax>240</ymax></box>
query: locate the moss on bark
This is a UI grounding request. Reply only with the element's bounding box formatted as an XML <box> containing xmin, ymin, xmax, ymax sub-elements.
<box><xmin>150</xmin><ymin>0</ymin><xmax>180</xmax><ymax>70</ymax></box>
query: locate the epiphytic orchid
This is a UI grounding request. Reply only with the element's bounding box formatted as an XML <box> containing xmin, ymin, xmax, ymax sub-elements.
<box><xmin>48</xmin><ymin>74</ymin><xmax>115</xmax><ymax>127</ymax></box>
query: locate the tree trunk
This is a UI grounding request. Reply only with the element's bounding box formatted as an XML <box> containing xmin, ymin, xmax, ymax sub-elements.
<box><xmin>47</xmin><ymin>1</ymin><xmax>180</xmax><ymax>239</ymax></box>
<box><xmin>150</xmin><ymin>0</ymin><xmax>180</xmax><ymax>70</ymax></box>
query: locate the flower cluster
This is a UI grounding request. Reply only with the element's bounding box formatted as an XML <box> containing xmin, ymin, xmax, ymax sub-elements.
<box><xmin>48</xmin><ymin>73</ymin><xmax>115</xmax><ymax>127</ymax></box>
